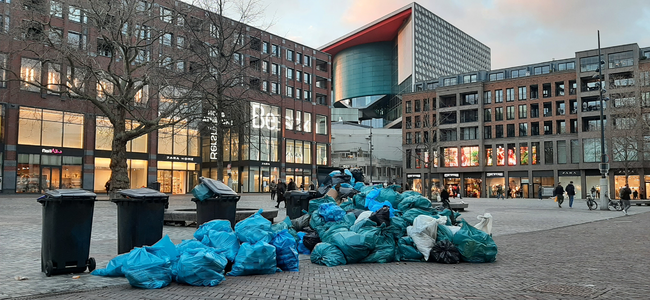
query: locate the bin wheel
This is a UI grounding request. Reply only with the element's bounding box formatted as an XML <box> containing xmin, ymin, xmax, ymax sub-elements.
<box><xmin>87</xmin><ymin>257</ymin><xmax>96</xmax><ymax>272</ymax></box>
<box><xmin>44</xmin><ymin>261</ymin><xmax>54</xmax><ymax>277</ymax></box>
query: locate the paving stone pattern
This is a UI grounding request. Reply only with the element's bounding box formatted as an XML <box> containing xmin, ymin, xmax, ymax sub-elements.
<box><xmin>1</xmin><ymin>194</ymin><xmax>649</xmax><ymax>299</ymax></box>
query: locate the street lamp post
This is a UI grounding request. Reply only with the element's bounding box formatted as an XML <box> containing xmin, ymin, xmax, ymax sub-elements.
<box><xmin>368</xmin><ymin>128</ymin><xmax>373</xmax><ymax>183</ymax></box>
<box><xmin>597</xmin><ymin>30</ymin><xmax>610</xmax><ymax>210</ymax></box>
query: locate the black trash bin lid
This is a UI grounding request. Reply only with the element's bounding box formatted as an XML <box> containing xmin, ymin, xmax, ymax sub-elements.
<box><xmin>39</xmin><ymin>189</ymin><xmax>97</xmax><ymax>202</ymax></box>
<box><xmin>199</xmin><ymin>177</ymin><xmax>238</xmax><ymax>196</ymax></box>
<box><xmin>113</xmin><ymin>188</ymin><xmax>169</xmax><ymax>202</ymax></box>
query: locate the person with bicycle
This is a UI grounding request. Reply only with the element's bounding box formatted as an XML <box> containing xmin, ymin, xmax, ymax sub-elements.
<box><xmin>440</xmin><ymin>185</ymin><xmax>451</xmax><ymax>210</ymax></box>
<box><xmin>553</xmin><ymin>182</ymin><xmax>565</xmax><ymax>208</ymax></box>
<box><xmin>620</xmin><ymin>183</ymin><xmax>632</xmax><ymax>215</ymax></box>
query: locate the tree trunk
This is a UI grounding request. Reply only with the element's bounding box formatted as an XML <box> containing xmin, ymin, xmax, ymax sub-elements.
<box><xmin>109</xmin><ymin>117</ymin><xmax>130</xmax><ymax>193</ymax></box>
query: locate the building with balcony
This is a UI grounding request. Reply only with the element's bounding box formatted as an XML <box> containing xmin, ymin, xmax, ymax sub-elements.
<box><xmin>320</xmin><ymin>2</ymin><xmax>490</xmax><ymax>128</ymax></box>
<box><xmin>403</xmin><ymin>43</ymin><xmax>650</xmax><ymax>200</ymax></box>
<box><xmin>0</xmin><ymin>0</ymin><xmax>331</xmax><ymax>194</ymax></box>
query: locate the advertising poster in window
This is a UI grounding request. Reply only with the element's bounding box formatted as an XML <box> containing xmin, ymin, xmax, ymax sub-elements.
<box><xmin>497</xmin><ymin>145</ymin><xmax>505</xmax><ymax>166</ymax></box>
<box><xmin>520</xmin><ymin>146</ymin><xmax>529</xmax><ymax>165</ymax></box>
<box><xmin>424</xmin><ymin>152</ymin><xmax>429</xmax><ymax>168</ymax></box>
<box><xmin>486</xmin><ymin>147</ymin><xmax>493</xmax><ymax>166</ymax></box>
<box><xmin>444</xmin><ymin>147</ymin><xmax>458</xmax><ymax>167</ymax></box>
<box><xmin>507</xmin><ymin>144</ymin><xmax>517</xmax><ymax>166</ymax></box>
<box><xmin>532</xmin><ymin>144</ymin><xmax>538</xmax><ymax>165</ymax></box>
<box><xmin>461</xmin><ymin>146</ymin><xmax>479</xmax><ymax>167</ymax></box>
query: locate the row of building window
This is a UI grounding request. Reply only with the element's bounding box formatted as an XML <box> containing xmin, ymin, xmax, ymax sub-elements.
<box><xmin>405</xmin><ymin>137</ymin><xmax>637</xmax><ymax>169</ymax></box>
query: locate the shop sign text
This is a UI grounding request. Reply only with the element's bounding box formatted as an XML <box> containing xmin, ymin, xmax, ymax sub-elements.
<box><xmin>42</xmin><ymin>148</ymin><xmax>63</xmax><ymax>154</ymax></box>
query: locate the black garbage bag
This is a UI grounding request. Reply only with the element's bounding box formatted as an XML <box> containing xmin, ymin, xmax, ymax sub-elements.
<box><xmin>350</xmin><ymin>168</ymin><xmax>365</xmax><ymax>184</ymax></box>
<box><xmin>368</xmin><ymin>206</ymin><xmax>391</xmax><ymax>226</ymax></box>
<box><xmin>316</xmin><ymin>184</ymin><xmax>332</xmax><ymax>198</ymax></box>
<box><xmin>331</xmin><ymin>173</ymin><xmax>352</xmax><ymax>185</ymax></box>
<box><xmin>337</xmin><ymin>186</ymin><xmax>358</xmax><ymax>200</ymax></box>
<box><xmin>291</xmin><ymin>214</ymin><xmax>311</xmax><ymax>232</ymax></box>
<box><xmin>302</xmin><ymin>229</ymin><xmax>321</xmax><ymax>251</ymax></box>
<box><xmin>428</xmin><ymin>240</ymin><xmax>461</xmax><ymax>264</ymax></box>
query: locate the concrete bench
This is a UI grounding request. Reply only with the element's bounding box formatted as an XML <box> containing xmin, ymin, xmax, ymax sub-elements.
<box><xmin>632</xmin><ymin>200</ymin><xmax>650</xmax><ymax>206</ymax></box>
<box><xmin>449</xmin><ymin>203</ymin><xmax>469</xmax><ymax>211</ymax></box>
<box><xmin>164</xmin><ymin>208</ymin><xmax>279</xmax><ymax>226</ymax></box>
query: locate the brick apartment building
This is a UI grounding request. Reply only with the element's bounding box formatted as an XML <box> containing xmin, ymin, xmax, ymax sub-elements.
<box><xmin>403</xmin><ymin>43</ymin><xmax>650</xmax><ymax>200</ymax></box>
<box><xmin>0</xmin><ymin>0</ymin><xmax>331</xmax><ymax>194</ymax></box>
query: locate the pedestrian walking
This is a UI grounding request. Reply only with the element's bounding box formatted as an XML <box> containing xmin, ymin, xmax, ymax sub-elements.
<box><xmin>620</xmin><ymin>183</ymin><xmax>632</xmax><ymax>215</ymax></box>
<box><xmin>590</xmin><ymin>186</ymin><xmax>597</xmax><ymax>199</ymax></box>
<box><xmin>104</xmin><ymin>180</ymin><xmax>111</xmax><ymax>195</ymax></box>
<box><xmin>538</xmin><ymin>185</ymin><xmax>543</xmax><ymax>200</ymax></box>
<box><xmin>440</xmin><ymin>185</ymin><xmax>451</xmax><ymax>210</ymax></box>
<box><xmin>566</xmin><ymin>181</ymin><xmax>576</xmax><ymax>208</ymax></box>
<box><xmin>633</xmin><ymin>189</ymin><xmax>638</xmax><ymax>200</ymax></box>
<box><xmin>275</xmin><ymin>179</ymin><xmax>287</xmax><ymax>208</ymax></box>
<box><xmin>497</xmin><ymin>185</ymin><xmax>503</xmax><ymax>199</ymax></box>
<box><xmin>553</xmin><ymin>182</ymin><xmax>565</xmax><ymax>208</ymax></box>
<box><xmin>287</xmin><ymin>178</ymin><xmax>297</xmax><ymax>191</ymax></box>
<box><xmin>308</xmin><ymin>181</ymin><xmax>316</xmax><ymax>191</ymax></box>
<box><xmin>269</xmin><ymin>180</ymin><xmax>277</xmax><ymax>201</ymax></box>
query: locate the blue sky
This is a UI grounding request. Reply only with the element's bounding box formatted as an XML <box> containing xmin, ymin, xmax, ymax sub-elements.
<box><xmin>241</xmin><ymin>0</ymin><xmax>650</xmax><ymax>69</ymax></box>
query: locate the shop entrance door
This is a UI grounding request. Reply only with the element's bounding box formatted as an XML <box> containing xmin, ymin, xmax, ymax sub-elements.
<box><xmin>521</xmin><ymin>183</ymin><xmax>529</xmax><ymax>198</ymax></box>
<box><xmin>188</xmin><ymin>171</ymin><xmax>198</xmax><ymax>193</ymax></box>
<box><xmin>40</xmin><ymin>166</ymin><xmax>61</xmax><ymax>192</ymax></box>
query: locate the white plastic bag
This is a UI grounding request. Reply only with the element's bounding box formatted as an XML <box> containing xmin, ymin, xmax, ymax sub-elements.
<box><xmin>474</xmin><ymin>213</ymin><xmax>493</xmax><ymax>235</ymax></box>
<box><xmin>354</xmin><ymin>211</ymin><xmax>373</xmax><ymax>225</ymax></box>
<box><xmin>407</xmin><ymin>216</ymin><xmax>447</xmax><ymax>261</ymax></box>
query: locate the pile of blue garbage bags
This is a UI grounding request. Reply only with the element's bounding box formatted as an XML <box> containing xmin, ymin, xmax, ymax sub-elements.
<box><xmin>92</xmin><ymin>183</ymin><xmax>497</xmax><ymax>290</ymax></box>
<box><xmin>297</xmin><ymin>184</ymin><xmax>498</xmax><ymax>267</ymax></box>
<box><xmin>92</xmin><ymin>209</ymin><xmax>299</xmax><ymax>289</ymax></box>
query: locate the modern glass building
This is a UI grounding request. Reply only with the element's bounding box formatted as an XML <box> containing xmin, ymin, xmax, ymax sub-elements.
<box><xmin>321</xmin><ymin>2</ymin><xmax>491</xmax><ymax>128</ymax></box>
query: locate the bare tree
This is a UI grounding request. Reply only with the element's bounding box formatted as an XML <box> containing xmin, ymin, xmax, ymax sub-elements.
<box><xmin>182</xmin><ymin>0</ymin><xmax>275</xmax><ymax>181</ymax></box>
<box><xmin>3</xmin><ymin>0</ymin><xmax>205</xmax><ymax>191</ymax></box>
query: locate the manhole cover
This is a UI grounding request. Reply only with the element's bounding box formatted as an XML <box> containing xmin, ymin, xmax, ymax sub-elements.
<box><xmin>528</xmin><ymin>284</ymin><xmax>608</xmax><ymax>297</ymax></box>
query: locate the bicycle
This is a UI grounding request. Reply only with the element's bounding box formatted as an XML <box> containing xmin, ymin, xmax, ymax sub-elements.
<box><xmin>585</xmin><ymin>194</ymin><xmax>598</xmax><ymax>210</ymax></box>
<box><xmin>606</xmin><ymin>195</ymin><xmax>623</xmax><ymax>211</ymax></box>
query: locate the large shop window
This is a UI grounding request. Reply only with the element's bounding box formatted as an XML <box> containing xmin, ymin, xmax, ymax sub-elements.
<box><xmin>248</xmin><ymin>102</ymin><xmax>281</xmax><ymax>162</ymax></box>
<box><xmin>96</xmin><ymin>117</ymin><xmax>148</xmax><ymax>153</ymax></box>
<box><xmin>316</xmin><ymin>143</ymin><xmax>328</xmax><ymax>165</ymax></box>
<box><xmin>485</xmin><ymin>146</ymin><xmax>493</xmax><ymax>166</ymax></box>
<box><xmin>496</xmin><ymin>145</ymin><xmax>505</xmax><ymax>166</ymax></box>
<box><xmin>460</xmin><ymin>146</ymin><xmax>479</xmax><ymax>167</ymax></box>
<box><xmin>17</xmin><ymin>154</ymin><xmax>82</xmax><ymax>193</ymax></box>
<box><xmin>285</xmin><ymin>139</ymin><xmax>312</xmax><ymax>164</ymax></box>
<box><xmin>507</xmin><ymin>144</ymin><xmax>517</xmax><ymax>166</ymax></box>
<box><xmin>158</xmin><ymin>122</ymin><xmax>199</xmax><ymax>156</ymax></box>
<box><xmin>19</xmin><ymin>107</ymin><xmax>84</xmax><ymax>148</ymax></box>
<box><xmin>157</xmin><ymin>161</ymin><xmax>198</xmax><ymax>194</ymax></box>
<box><xmin>520</xmin><ymin>143</ymin><xmax>529</xmax><ymax>165</ymax></box>
<box><xmin>443</xmin><ymin>147</ymin><xmax>458</xmax><ymax>167</ymax></box>
<box><xmin>94</xmin><ymin>158</ymin><xmax>147</xmax><ymax>192</ymax></box>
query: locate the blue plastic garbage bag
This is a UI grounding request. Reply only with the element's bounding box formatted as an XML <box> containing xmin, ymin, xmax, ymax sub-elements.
<box><xmin>340</xmin><ymin>183</ymin><xmax>353</xmax><ymax>188</ymax></box>
<box><xmin>271</xmin><ymin>216</ymin><xmax>299</xmax><ymax>242</ymax></box>
<box><xmin>272</xmin><ymin>229</ymin><xmax>299</xmax><ymax>272</ymax></box>
<box><xmin>385</xmin><ymin>216</ymin><xmax>408</xmax><ymax>240</ymax></box>
<box><xmin>320</xmin><ymin>224</ymin><xmax>350</xmax><ymax>243</ymax></box>
<box><xmin>398</xmin><ymin>195</ymin><xmax>433</xmax><ymax>212</ymax></box>
<box><xmin>339</xmin><ymin>200</ymin><xmax>355</xmax><ymax>211</ymax></box>
<box><xmin>91</xmin><ymin>253</ymin><xmax>128</xmax><ymax>277</ymax></box>
<box><xmin>330</xmin><ymin>231</ymin><xmax>373</xmax><ymax>264</ymax></box>
<box><xmin>310</xmin><ymin>242</ymin><xmax>347</xmax><ymax>267</ymax></box>
<box><xmin>228</xmin><ymin>241</ymin><xmax>278</xmax><ymax>276</ymax></box>
<box><xmin>401</xmin><ymin>190</ymin><xmax>421</xmax><ymax>198</ymax></box>
<box><xmin>173</xmin><ymin>248</ymin><xmax>227</xmax><ymax>286</ymax></box>
<box><xmin>192</xmin><ymin>184</ymin><xmax>213</xmax><ymax>201</ymax></box>
<box><xmin>234</xmin><ymin>209</ymin><xmax>274</xmax><ymax>244</ymax></box>
<box><xmin>353</xmin><ymin>182</ymin><xmax>365</xmax><ymax>191</ymax></box>
<box><xmin>436</xmin><ymin>224</ymin><xmax>454</xmax><ymax>242</ymax></box>
<box><xmin>308</xmin><ymin>195</ymin><xmax>336</xmax><ymax>213</ymax></box>
<box><xmin>359</xmin><ymin>226</ymin><xmax>396</xmax><ymax>264</ymax></box>
<box><xmin>377</xmin><ymin>188</ymin><xmax>402</xmax><ymax>208</ymax></box>
<box><xmin>366</xmin><ymin>188</ymin><xmax>381</xmax><ymax>203</ymax></box>
<box><xmin>319</xmin><ymin>202</ymin><xmax>346</xmax><ymax>222</ymax></box>
<box><xmin>194</xmin><ymin>220</ymin><xmax>233</xmax><ymax>242</ymax></box>
<box><xmin>452</xmin><ymin>220</ymin><xmax>498</xmax><ymax>263</ymax></box>
<box><xmin>296</xmin><ymin>232</ymin><xmax>311</xmax><ymax>254</ymax></box>
<box><xmin>401</xmin><ymin>208</ymin><xmax>435</xmax><ymax>225</ymax></box>
<box><xmin>395</xmin><ymin>236</ymin><xmax>424</xmax><ymax>262</ymax></box>
<box><xmin>310</xmin><ymin>211</ymin><xmax>356</xmax><ymax>238</ymax></box>
<box><xmin>176</xmin><ymin>239</ymin><xmax>210</xmax><ymax>254</ymax></box>
<box><xmin>365</xmin><ymin>199</ymin><xmax>397</xmax><ymax>217</ymax></box>
<box><xmin>122</xmin><ymin>247</ymin><xmax>172</xmax><ymax>289</ymax></box>
<box><xmin>145</xmin><ymin>235</ymin><xmax>179</xmax><ymax>263</ymax></box>
<box><xmin>344</xmin><ymin>169</ymin><xmax>355</xmax><ymax>185</ymax></box>
<box><xmin>202</xmin><ymin>230</ymin><xmax>239</xmax><ymax>262</ymax></box>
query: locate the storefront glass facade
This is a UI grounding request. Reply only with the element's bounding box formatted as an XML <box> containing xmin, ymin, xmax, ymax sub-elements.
<box><xmin>614</xmin><ymin>175</ymin><xmax>640</xmax><ymax>199</ymax></box>
<box><xmin>486</xmin><ymin>173</ymin><xmax>505</xmax><ymax>198</ymax></box>
<box><xmin>93</xmin><ymin>158</ymin><xmax>148</xmax><ymax>192</ymax></box>
<box><xmin>157</xmin><ymin>161</ymin><xmax>199</xmax><ymax>194</ymax></box>
<box><xmin>17</xmin><ymin>154</ymin><xmax>83</xmax><ymax>193</ymax></box>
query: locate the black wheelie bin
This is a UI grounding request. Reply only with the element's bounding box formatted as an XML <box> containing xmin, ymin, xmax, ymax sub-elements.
<box><xmin>192</xmin><ymin>177</ymin><xmax>240</xmax><ymax>228</ymax></box>
<box><xmin>285</xmin><ymin>190</ymin><xmax>318</xmax><ymax>219</ymax></box>
<box><xmin>112</xmin><ymin>188</ymin><xmax>169</xmax><ymax>254</ymax></box>
<box><xmin>37</xmin><ymin>189</ymin><xmax>97</xmax><ymax>277</ymax></box>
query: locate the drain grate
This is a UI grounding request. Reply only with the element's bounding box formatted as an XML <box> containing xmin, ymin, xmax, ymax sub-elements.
<box><xmin>528</xmin><ymin>283</ymin><xmax>608</xmax><ymax>298</ymax></box>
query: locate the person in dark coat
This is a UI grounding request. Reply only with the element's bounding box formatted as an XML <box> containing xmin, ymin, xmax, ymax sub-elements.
<box><xmin>440</xmin><ymin>185</ymin><xmax>451</xmax><ymax>210</ymax></box>
<box><xmin>553</xmin><ymin>182</ymin><xmax>565</xmax><ymax>208</ymax></box>
<box><xmin>538</xmin><ymin>185</ymin><xmax>543</xmax><ymax>200</ymax></box>
<box><xmin>620</xmin><ymin>184</ymin><xmax>632</xmax><ymax>215</ymax></box>
<box><xmin>275</xmin><ymin>179</ymin><xmax>287</xmax><ymax>208</ymax></box>
<box><xmin>287</xmin><ymin>178</ymin><xmax>297</xmax><ymax>191</ymax></box>
<box><xmin>269</xmin><ymin>180</ymin><xmax>277</xmax><ymax>201</ymax></box>
<box><xmin>104</xmin><ymin>180</ymin><xmax>111</xmax><ymax>195</ymax></box>
<box><xmin>566</xmin><ymin>181</ymin><xmax>576</xmax><ymax>208</ymax></box>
